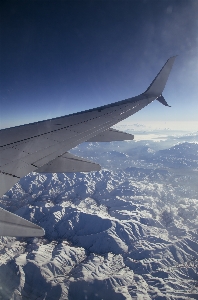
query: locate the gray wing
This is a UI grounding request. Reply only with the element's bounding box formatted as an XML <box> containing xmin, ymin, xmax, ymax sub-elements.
<box><xmin>0</xmin><ymin>56</ymin><xmax>176</xmax><ymax>236</ymax></box>
<box><xmin>0</xmin><ymin>207</ymin><xmax>44</xmax><ymax>237</ymax></box>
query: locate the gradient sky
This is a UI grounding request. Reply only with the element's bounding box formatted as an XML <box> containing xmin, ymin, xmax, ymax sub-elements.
<box><xmin>1</xmin><ymin>0</ymin><xmax>198</xmax><ymax>129</ymax></box>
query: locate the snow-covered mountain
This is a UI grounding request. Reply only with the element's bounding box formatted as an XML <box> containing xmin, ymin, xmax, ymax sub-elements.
<box><xmin>0</xmin><ymin>139</ymin><xmax>198</xmax><ymax>299</ymax></box>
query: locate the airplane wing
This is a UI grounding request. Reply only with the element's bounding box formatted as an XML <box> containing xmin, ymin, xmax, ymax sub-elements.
<box><xmin>0</xmin><ymin>56</ymin><xmax>176</xmax><ymax>237</ymax></box>
<box><xmin>86</xmin><ymin>128</ymin><xmax>134</xmax><ymax>142</ymax></box>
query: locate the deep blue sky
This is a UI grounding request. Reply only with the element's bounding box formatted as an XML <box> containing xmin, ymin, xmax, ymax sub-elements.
<box><xmin>1</xmin><ymin>0</ymin><xmax>198</xmax><ymax>129</ymax></box>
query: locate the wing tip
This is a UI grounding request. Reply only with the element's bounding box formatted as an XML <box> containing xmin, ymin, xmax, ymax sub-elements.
<box><xmin>144</xmin><ymin>56</ymin><xmax>177</xmax><ymax>98</ymax></box>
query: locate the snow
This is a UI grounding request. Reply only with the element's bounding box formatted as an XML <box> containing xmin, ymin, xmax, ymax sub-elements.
<box><xmin>0</xmin><ymin>131</ymin><xmax>198</xmax><ymax>299</ymax></box>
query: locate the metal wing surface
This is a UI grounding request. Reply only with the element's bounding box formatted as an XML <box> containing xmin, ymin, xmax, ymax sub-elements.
<box><xmin>0</xmin><ymin>56</ymin><xmax>176</xmax><ymax>236</ymax></box>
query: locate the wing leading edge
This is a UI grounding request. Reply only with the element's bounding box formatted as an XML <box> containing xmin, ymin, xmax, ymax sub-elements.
<box><xmin>0</xmin><ymin>57</ymin><xmax>176</xmax><ymax>236</ymax></box>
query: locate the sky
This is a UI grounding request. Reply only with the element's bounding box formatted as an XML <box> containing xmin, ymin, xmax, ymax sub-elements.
<box><xmin>1</xmin><ymin>0</ymin><xmax>198</xmax><ymax>129</ymax></box>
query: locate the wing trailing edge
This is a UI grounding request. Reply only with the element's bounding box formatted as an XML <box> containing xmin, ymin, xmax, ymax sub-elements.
<box><xmin>36</xmin><ymin>152</ymin><xmax>101</xmax><ymax>173</ymax></box>
<box><xmin>0</xmin><ymin>173</ymin><xmax>19</xmax><ymax>198</ymax></box>
<box><xmin>86</xmin><ymin>128</ymin><xmax>134</xmax><ymax>142</ymax></box>
<box><xmin>0</xmin><ymin>207</ymin><xmax>44</xmax><ymax>237</ymax></box>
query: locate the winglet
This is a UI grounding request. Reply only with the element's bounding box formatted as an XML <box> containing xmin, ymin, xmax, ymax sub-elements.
<box><xmin>144</xmin><ymin>56</ymin><xmax>177</xmax><ymax>98</ymax></box>
<box><xmin>157</xmin><ymin>95</ymin><xmax>171</xmax><ymax>107</ymax></box>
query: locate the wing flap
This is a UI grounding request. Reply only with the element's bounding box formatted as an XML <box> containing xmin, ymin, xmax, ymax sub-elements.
<box><xmin>36</xmin><ymin>152</ymin><xmax>101</xmax><ymax>173</ymax></box>
<box><xmin>86</xmin><ymin>128</ymin><xmax>134</xmax><ymax>142</ymax></box>
<box><xmin>0</xmin><ymin>207</ymin><xmax>44</xmax><ymax>237</ymax></box>
<box><xmin>0</xmin><ymin>173</ymin><xmax>19</xmax><ymax>197</ymax></box>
